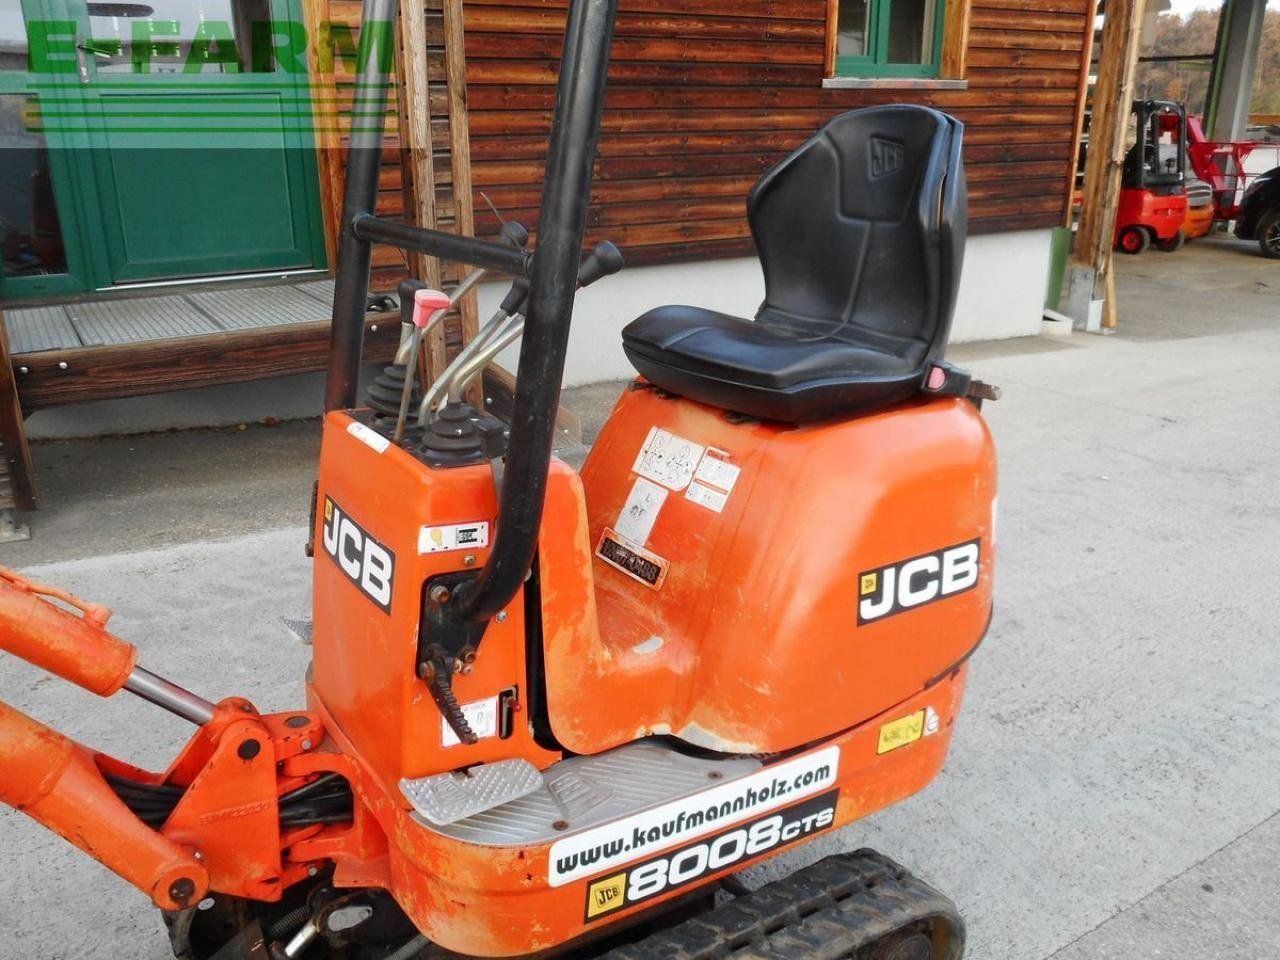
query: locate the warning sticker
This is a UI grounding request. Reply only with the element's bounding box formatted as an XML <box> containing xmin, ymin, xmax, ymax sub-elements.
<box><xmin>685</xmin><ymin>482</ymin><xmax>728</xmax><ymax>513</ymax></box>
<box><xmin>633</xmin><ymin>428</ymin><xmax>704</xmax><ymax>491</ymax></box>
<box><xmin>442</xmin><ymin>696</ymin><xmax>498</xmax><ymax>747</ymax></box>
<box><xmin>418</xmin><ymin>521</ymin><xmax>490</xmax><ymax>554</ymax></box>
<box><xmin>347</xmin><ymin>420</ymin><xmax>391</xmax><ymax>454</ymax></box>
<box><xmin>694</xmin><ymin>449</ymin><xmax>741</xmax><ymax>494</ymax></box>
<box><xmin>685</xmin><ymin>448</ymin><xmax>740</xmax><ymax>513</ymax></box>
<box><xmin>615</xmin><ymin>477</ymin><xmax>668</xmax><ymax>545</ymax></box>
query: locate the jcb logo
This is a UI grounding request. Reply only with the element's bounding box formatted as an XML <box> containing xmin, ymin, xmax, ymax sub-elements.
<box><xmin>870</xmin><ymin>136</ymin><xmax>904</xmax><ymax>178</ymax></box>
<box><xmin>321</xmin><ymin>497</ymin><xmax>395</xmax><ymax>613</ymax></box>
<box><xmin>858</xmin><ymin>539</ymin><xmax>980</xmax><ymax>624</ymax></box>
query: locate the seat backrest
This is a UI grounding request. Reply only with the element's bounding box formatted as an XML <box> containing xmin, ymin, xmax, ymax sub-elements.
<box><xmin>747</xmin><ymin>105</ymin><xmax>966</xmax><ymax>369</ymax></box>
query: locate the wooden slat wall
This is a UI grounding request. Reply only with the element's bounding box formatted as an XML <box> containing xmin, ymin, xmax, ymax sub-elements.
<box><xmin>309</xmin><ymin>0</ymin><xmax>1089</xmax><ymax>274</ymax></box>
<box><xmin>456</xmin><ymin>0</ymin><xmax>1090</xmax><ymax>263</ymax></box>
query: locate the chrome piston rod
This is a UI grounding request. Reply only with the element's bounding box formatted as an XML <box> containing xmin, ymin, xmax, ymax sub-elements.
<box><xmin>123</xmin><ymin>666</ymin><xmax>217</xmax><ymax>725</ymax></box>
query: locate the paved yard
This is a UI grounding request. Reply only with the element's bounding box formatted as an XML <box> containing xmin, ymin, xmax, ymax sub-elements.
<box><xmin>1</xmin><ymin>234</ymin><xmax>1279</xmax><ymax>959</ymax></box>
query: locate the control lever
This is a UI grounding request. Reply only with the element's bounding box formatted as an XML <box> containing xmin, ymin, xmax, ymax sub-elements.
<box><xmin>391</xmin><ymin>221</ymin><xmax>529</xmax><ymax>367</ymax></box>
<box><xmin>394</xmin><ymin>289</ymin><xmax>451</xmax><ymax>443</ymax></box>
<box><xmin>419</xmin><ymin>241</ymin><xmax>626</xmax><ymax>423</ymax></box>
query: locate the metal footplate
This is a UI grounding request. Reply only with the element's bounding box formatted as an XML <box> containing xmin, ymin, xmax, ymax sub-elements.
<box><xmin>602</xmin><ymin>849</ymin><xmax>965</xmax><ymax>960</ymax></box>
<box><xmin>400</xmin><ymin>759</ymin><xmax>544</xmax><ymax>826</ymax></box>
<box><xmin>410</xmin><ymin>740</ymin><xmax>761</xmax><ymax>843</ymax></box>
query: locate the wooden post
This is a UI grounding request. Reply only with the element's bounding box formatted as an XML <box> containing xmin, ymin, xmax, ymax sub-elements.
<box><xmin>440</xmin><ymin>0</ymin><xmax>483</xmax><ymax>409</ymax></box>
<box><xmin>0</xmin><ymin>311</ymin><xmax>37</xmax><ymax>512</ymax></box>
<box><xmin>1067</xmin><ymin>0</ymin><xmax>1144</xmax><ymax>329</ymax></box>
<box><xmin>1062</xmin><ymin>0</ymin><xmax>1100</xmax><ymax>228</ymax></box>
<box><xmin>395</xmin><ymin>1</ymin><xmax>447</xmax><ymax>385</ymax></box>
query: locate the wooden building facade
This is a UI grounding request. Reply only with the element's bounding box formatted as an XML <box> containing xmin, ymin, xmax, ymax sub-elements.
<box><xmin>320</xmin><ymin>0</ymin><xmax>1093</xmax><ymax>279</ymax></box>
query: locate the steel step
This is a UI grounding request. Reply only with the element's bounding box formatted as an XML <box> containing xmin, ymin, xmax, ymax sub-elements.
<box><xmin>417</xmin><ymin>740</ymin><xmax>761</xmax><ymax>847</ymax></box>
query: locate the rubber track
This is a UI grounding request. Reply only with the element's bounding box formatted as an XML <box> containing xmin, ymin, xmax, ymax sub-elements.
<box><xmin>601</xmin><ymin>849</ymin><xmax>965</xmax><ymax>960</ymax></box>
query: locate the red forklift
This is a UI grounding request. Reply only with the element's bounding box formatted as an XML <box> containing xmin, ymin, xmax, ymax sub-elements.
<box><xmin>1179</xmin><ymin>114</ymin><xmax>1280</xmax><ymax>259</ymax></box>
<box><xmin>1114</xmin><ymin>100</ymin><xmax>1189</xmax><ymax>254</ymax></box>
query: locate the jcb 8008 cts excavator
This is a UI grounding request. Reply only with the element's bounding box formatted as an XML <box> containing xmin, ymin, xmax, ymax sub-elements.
<box><xmin>0</xmin><ymin>0</ymin><xmax>997</xmax><ymax>955</ymax></box>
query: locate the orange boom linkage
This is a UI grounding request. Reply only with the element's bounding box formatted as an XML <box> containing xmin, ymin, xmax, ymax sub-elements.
<box><xmin>0</xmin><ymin>569</ymin><xmax>381</xmax><ymax>917</ymax></box>
<box><xmin>0</xmin><ymin>0</ymin><xmax>997</xmax><ymax>953</ymax></box>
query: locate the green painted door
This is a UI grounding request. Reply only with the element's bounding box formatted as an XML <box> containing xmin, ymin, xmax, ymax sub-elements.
<box><xmin>33</xmin><ymin>0</ymin><xmax>325</xmax><ymax>286</ymax></box>
<box><xmin>0</xmin><ymin>0</ymin><xmax>98</xmax><ymax>299</ymax></box>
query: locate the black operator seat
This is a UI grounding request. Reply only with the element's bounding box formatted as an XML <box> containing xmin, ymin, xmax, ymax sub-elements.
<box><xmin>622</xmin><ymin>105</ymin><xmax>967</xmax><ymax>423</ymax></box>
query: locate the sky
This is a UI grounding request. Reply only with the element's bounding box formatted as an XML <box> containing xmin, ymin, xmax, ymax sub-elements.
<box><xmin>1166</xmin><ymin>0</ymin><xmax>1225</xmax><ymax>15</ymax></box>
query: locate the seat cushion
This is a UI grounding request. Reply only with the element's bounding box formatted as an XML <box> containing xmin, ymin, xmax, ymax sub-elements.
<box><xmin>622</xmin><ymin>305</ymin><xmax>927</xmax><ymax>423</ymax></box>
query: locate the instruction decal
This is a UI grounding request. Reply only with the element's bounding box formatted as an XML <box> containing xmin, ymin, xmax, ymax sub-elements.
<box><xmin>321</xmin><ymin>497</ymin><xmax>395</xmax><ymax>613</ymax></box>
<box><xmin>418</xmin><ymin>521</ymin><xmax>490</xmax><ymax>555</ymax></box>
<box><xmin>615</xmin><ymin>477</ymin><xmax>668</xmax><ymax>545</ymax></box>
<box><xmin>347</xmin><ymin>420</ymin><xmax>391</xmax><ymax>454</ymax></box>
<box><xmin>596</xmin><ymin>529</ymin><xmax>670</xmax><ymax>590</ymax></box>
<box><xmin>633</xmin><ymin>427</ymin><xmax>705</xmax><ymax>491</ymax></box>
<box><xmin>858</xmin><ymin>538</ymin><xmax>981</xmax><ymax>625</ymax></box>
<box><xmin>685</xmin><ymin>447</ymin><xmax>740</xmax><ymax>514</ymax></box>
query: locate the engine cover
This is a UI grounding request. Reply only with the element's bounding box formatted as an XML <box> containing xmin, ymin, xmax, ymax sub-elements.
<box><xmin>545</xmin><ymin>385</ymin><xmax>997</xmax><ymax>756</ymax></box>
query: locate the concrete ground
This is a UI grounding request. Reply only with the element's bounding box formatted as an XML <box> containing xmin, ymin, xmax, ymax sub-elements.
<box><xmin>2</xmin><ymin>233</ymin><xmax>1280</xmax><ymax>959</ymax></box>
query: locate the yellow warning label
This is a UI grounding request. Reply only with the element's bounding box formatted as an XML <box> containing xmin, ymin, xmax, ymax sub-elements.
<box><xmin>324</xmin><ymin>498</ymin><xmax>333</xmax><ymax>521</ymax></box>
<box><xmin>860</xmin><ymin>572</ymin><xmax>878</xmax><ymax>596</ymax></box>
<box><xmin>877</xmin><ymin>710</ymin><xmax>926</xmax><ymax>755</ymax></box>
<box><xmin>586</xmin><ymin>873</ymin><xmax>627</xmax><ymax>919</ymax></box>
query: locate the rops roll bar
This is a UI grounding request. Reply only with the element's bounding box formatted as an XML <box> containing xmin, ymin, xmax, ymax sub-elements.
<box><xmin>324</xmin><ymin>0</ymin><xmax>619</xmax><ymax>640</ymax></box>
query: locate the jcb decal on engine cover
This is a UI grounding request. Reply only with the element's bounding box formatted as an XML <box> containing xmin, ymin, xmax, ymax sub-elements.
<box><xmin>549</xmin><ymin>745</ymin><xmax>839</xmax><ymax>887</ymax></box>
<box><xmin>321</xmin><ymin>497</ymin><xmax>395</xmax><ymax>613</ymax></box>
<box><xmin>858</xmin><ymin>538</ymin><xmax>980</xmax><ymax>625</ymax></box>
<box><xmin>584</xmin><ymin>790</ymin><xmax>839</xmax><ymax>922</ymax></box>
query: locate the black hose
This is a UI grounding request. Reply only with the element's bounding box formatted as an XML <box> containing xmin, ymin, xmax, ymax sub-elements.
<box><xmin>107</xmin><ymin>770</ymin><xmax>355</xmax><ymax>831</ymax></box>
<box><xmin>266</xmin><ymin>904</ymin><xmax>312</xmax><ymax>941</ymax></box>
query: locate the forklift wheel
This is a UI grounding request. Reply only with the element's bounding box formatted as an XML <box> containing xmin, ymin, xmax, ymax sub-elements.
<box><xmin>1155</xmin><ymin>229</ymin><xmax>1185</xmax><ymax>253</ymax></box>
<box><xmin>1257</xmin><ymin>209</ymin><xmax>1280</xmax><ymax>260</ymax></box>
<box><xmin>1118</xmin><ymin>226</ymin><xmax>1150</xmax><ymax>255</ymax></box>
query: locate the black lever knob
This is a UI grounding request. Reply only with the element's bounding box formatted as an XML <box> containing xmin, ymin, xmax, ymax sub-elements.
<box><xmin>397</xmin><ymin>279</ymin><xmax>428</xmax><ymax>328</ymax></box>
<box><xmin>499</xmin><ymin>221</ymin><xmax>530</xmax><ymax>248</ymax></box>
<box><xmin>576</xmin><ymin>240</ymin><xmax>625</xmax><ymax>289</ymax></box>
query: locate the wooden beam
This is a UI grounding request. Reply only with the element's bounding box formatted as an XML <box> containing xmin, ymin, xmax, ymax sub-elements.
<box><xmin>940</xmin><ymin>0</ymin><xmax>975</xmax><ymax>79</ymax></box>
<box><xmin>396</xmin><ymin>1</ymin><xmax>448</xmax><ymax>386</ymax></box>
<box><xmin>302</xmin><ymin>0</ymin><xmax>344</xmax><ymax>269</ymax></box>
<box><xmin>1062</xmin><ymin>0</ymin><xmax>1099</xmax><ymax>227</ymax></box>
<box><xmin>441</xmin><ymin>0</ymin><xmax>485</xmax><ymax>409</ymax></box>
<box><xmin>1070</xmin><ymin>0</ymin><xmax>1143</xmax><ymax>306</ymax></box>
<box><xmin>0</xmin><ymin>311</ymin><xmax>37</xmax><ymax>511</ymax></box>
<box><xmin>823</xmin><ymin>0</ymin><xmax>839</xmax><ymax>78</ymax></box>
<box><xmin>13</xmin><ymin>320</ymin><xmax>400</xmax><ymax>413</ymax></box>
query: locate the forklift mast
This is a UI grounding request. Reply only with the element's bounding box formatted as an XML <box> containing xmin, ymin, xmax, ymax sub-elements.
<box><xmin>1126</xmin><ymin>99</ymin><xmax>1187</xmax><ymax>194</ymax></box>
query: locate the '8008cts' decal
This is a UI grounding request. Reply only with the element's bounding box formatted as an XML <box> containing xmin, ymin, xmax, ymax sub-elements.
<box><xmin>584</xmin><ymin>789</ymin><xmax>839</xmax><ymax>921</ymax></box>
<box><xmin>548</xmin><ymin>745</ymin><xmax>839</xmax><ymax>888</ymax></box>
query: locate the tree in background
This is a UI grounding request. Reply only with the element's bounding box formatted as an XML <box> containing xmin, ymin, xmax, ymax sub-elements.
<box><xmin>1135</xmin><ymin>6</ymin><xmax>1280</xmax><ymax>123</ymax></box>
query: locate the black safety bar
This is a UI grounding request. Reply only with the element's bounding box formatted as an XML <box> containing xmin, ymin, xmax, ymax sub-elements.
<box><xmin>454</xmin><ymin>0</ymin><xmax>618</xmax><ymax>623</ymax></box>
<box><xmin>351</xmin><ymin>214</ymin><xmax>532</xmax><ymax>278</ymax></box>
<box><xmin>323</xmin><ymin>0</ymin><xmax>619</xmax><ymax>628</ymax></box>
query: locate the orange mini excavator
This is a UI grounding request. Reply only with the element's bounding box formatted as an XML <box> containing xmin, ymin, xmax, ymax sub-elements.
<box><xmin>0</xmin><ymin>0</ymin><xmax>997</xmax><ymax>955</ymax></box>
